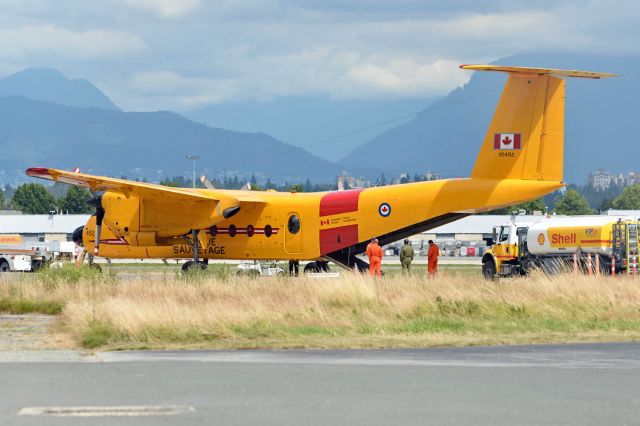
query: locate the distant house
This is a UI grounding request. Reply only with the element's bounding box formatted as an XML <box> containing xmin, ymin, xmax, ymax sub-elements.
<box><xmin>588</xmin><ymin>169</ymin><xmax>612</xmax><ymax>191</ymax></box>
<box><xmin>337</xmin><ymin>171</ymin><xmax>370</xmax><ymax>189</ymax></box>
<box><xmin>587</xmin><ymin>169</ymin><xmax>640</xmax><ymax>190</ymax></box>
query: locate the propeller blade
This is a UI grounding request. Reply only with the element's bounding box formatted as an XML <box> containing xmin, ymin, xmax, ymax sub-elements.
<box><xmin>88</xmin><ymin>193</ymin><xmax>105</xmax><ymax>255</ymax></box>
<box><xmin>200</xmin><ymin>175</ymin><xmax>215</xmax><ymax>189</ymax></box>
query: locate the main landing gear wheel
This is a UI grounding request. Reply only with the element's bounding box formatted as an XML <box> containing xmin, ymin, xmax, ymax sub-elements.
<box><xmin>182</xmin><ymin>260</ymin><xmax>207</xmax><ymax>272</ymax></box>
<box><xmin>304</xmin><ymin>261</ymin><xmax>331</xmax><ymax>274</ymax></box>
<box><xmin>88</xmin><ymin>263</ymin><xmax>102</xmax><ymax>272</ymax></box>
<box><xmin>0</xmin><ymin>260</ymin><xmax>9</xmax><ymax>272</ymax></box>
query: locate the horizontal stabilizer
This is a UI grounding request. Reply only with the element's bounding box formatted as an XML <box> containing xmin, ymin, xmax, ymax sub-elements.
<box><xmin>460</xmin><ymin>64</ymin><xmax>617</xmax><ymax>79</ymax></box>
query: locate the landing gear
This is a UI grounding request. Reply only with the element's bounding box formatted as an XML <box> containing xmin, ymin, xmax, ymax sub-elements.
<box><xmin>181</xmin><ymin>260</ymin><xmax>207</xmax><ymax>272</ymax></box>
<box><xmin>304</xmin><ymin>260</ymin><xmax>331</xmax><ymax>274</ymax></box>
<box><xmin>182</xmin><ymin>229</ymin><xmax>207</xmax><ymax>272</ymax></box>
<box><xmin>86</xmin><ymin>253</ymin><xmax>102</xmax><ymax>272</ymax></box>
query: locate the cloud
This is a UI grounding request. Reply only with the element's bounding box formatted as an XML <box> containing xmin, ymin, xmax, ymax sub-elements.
<box><xmin>122</xmin><ymin>0</ymin><xmax>202</xmax><ymax>19</ymax></box>
<box><xmin>347</xmin><ymin>59</ymin><xmax>467</xmax><ymax>96</ymax></box>
<box><xmin>0</xmin><ymin>25</ymin><xmax>145</xmax><ymax>59</ymax></box>
<box><xmin>127</xmin><ymin>70</ymin><xmax>238</xmax><ymax>108</ymax></box>
<box><xmin>121</xmin><ymin>50</ymin><xmax>464</xmax><ymax>110</ymax></box>
<box><xmin>2</xmin><ymin>0</ymin><xmax>638</xmax><ymax>109</ymax></box>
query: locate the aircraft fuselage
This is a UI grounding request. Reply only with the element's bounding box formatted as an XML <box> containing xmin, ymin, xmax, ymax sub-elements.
<box><xmin>83</xmin><ymin>177</ymin><xmax>563</xmax><ymax>262</ymax></box>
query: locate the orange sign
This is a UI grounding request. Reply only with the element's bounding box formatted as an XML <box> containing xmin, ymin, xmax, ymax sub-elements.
<box><xmin>0</xmin><ymin>234</ymin><xmax>22</xmax><ymax>246</ymax></box>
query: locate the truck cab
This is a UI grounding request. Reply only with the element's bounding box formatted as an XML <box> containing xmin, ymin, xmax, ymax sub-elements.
<box><xmin>482</xmin><ymin>220</ymin><xmax>533</xmax><ymax>279</ymax></box>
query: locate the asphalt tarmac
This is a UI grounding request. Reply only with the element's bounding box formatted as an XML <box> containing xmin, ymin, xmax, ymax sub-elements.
<box><xmin>1</xmin><ymin>343</ymin><xmax>639</xmax><ymax>425</ymax></box>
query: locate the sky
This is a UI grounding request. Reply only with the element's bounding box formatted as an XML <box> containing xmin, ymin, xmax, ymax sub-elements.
<box><xmin>0</xmin><ymin>0</ymin><xmax>637</xmax><ymax>111</ymax></box>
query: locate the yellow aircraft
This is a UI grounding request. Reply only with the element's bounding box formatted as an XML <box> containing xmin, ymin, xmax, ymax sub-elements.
<box><xmin>26</xmin><ymin>65</ymin><xmax>615</xmax><ymax>271</ymax></box>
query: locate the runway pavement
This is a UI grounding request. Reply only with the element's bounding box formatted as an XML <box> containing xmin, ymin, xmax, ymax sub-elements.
<box><xmin>1</xmin><ymin>343</ymin><xmax>639</xmax><ymax>425</ymax></box>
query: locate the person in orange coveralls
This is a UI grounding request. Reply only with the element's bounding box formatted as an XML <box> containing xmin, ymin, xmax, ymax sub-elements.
<box><xmin>366</xmin><ymin>238</ymin><xmax>383</xmax><ymax>277</ymax></box>
<box><xmin>427</xmin><ymin>239</ymin><xmax>440</xmax><ymax>277</ymax></box>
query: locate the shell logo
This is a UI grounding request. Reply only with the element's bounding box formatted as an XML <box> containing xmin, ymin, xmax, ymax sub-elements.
<box><xmin>537</xmin><ymin>233</ymin><xmax>545</xmax><ymax>245</ymax></box>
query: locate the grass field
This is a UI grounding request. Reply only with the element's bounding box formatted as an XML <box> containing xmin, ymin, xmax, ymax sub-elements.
<box><xmin>2</xmin><ymin>263</ymin><xmax>640</xmax><ymax>350</ymax></box>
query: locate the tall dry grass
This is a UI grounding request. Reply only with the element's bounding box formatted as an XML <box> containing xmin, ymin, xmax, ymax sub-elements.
<box><xmin>3</xmin><ymin>266</ymin><xmax>640</xmax><ymax>349</ymax></box>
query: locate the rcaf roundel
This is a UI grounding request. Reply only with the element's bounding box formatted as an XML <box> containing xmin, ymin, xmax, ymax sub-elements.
<box><xmin>494</xmin><ymin>133</ymin><xmax>521</xmax><ymax>150</ymax></box>
<box><xmin>378</xmin><ymin>202</ymin><xmax>391</xmax><ymax>217</ymax></box>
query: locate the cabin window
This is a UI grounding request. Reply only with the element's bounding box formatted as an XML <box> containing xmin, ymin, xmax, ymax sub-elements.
<box><xmin>247</xmin><ymin>225</ymin><xmax>255</xmax><ymax>237</ymax></box>
<box><xmin>264</xmin><ymin>225</ymin><xmax>272</xmax><ymax>237</ymax></box>
<box><xmin>228</xmin><ymin>224</ymin><xmax>237</xmax><ymax>237</ymax></box>
<box><xmin>288</xmin><ymin>215</ymin><xmax>301</xmax><ymax>234</ymax></box>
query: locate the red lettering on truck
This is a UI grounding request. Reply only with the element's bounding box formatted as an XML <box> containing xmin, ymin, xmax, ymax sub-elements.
<box><xmin>551</xmin><ymin>233</ymin><xmax>576</xmax><ymax>245</ymax></box>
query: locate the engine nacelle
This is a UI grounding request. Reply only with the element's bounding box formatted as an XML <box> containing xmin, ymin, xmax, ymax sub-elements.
<box><xmin>99</xmin><ymin>191</ymin><xmax>225</xmax><ymax>245</ymax></box>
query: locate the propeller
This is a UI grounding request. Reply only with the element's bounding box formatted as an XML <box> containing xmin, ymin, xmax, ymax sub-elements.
<box><xmin>87</xmin><ymin>192</ymin><xmax>105</xmax><ymax>255</ymax></box>
<box><xmin>200</xmin><ymin>175</ymin><xmax>215</xmax><ymax>189</ymax></box>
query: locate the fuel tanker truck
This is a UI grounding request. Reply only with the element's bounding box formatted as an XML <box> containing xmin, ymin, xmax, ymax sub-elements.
<box><xmin>482</xmin><ymin>216</ymin><xmax>639</xmax><ymax>279</ymax></box>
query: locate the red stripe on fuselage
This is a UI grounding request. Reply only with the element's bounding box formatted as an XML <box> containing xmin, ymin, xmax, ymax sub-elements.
<box><xmin>319</xmin><ymin>224</ymin><xmax>359</xmax><ymax>254</ymax></box>
<box><xmin>319</xmin><ymin>189</ymin><xmax>364</xmax><ymax>217</ymax></box>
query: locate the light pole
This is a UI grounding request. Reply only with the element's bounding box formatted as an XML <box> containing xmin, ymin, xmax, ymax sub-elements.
<box><xmin>185</xmin><ymin>154</ymin><xmax>200</xmax><ymax>188</ymax></box>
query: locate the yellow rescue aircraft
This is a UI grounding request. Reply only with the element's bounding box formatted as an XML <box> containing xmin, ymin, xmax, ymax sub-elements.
<box><xmin>26</xmin><ymin>65</ymin><xmax>615</xmax><ymax>271</ymax></box>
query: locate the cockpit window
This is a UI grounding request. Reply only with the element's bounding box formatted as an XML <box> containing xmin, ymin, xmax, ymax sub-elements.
<box><xmin>288</xmin><ymin>215</ymin><xmax>301</xmax><ymax>234</ymax></box>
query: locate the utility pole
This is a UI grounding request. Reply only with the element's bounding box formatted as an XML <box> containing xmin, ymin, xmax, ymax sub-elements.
<box><xmin>185</xmin><ymin>155</ymin><xmax>200</xmax><ymax>189</ymax></box>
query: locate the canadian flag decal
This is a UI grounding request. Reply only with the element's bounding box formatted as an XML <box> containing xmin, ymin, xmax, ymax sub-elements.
<box><xmin>494</xmin><ymin>133</ymin><xmax>521</xmax><ymax>150</ymax></box>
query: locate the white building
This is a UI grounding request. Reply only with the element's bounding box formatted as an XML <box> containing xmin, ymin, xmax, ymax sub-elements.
<box><xmin>337</xmin><ymin>171</ymin><xmax>370</xmax><ymax>189</ymax></box>
<box><xmin>600</xmin><ymin>209</ymin><xmax>640</xmax><ymax>219</ymax></box>
<box><xmin>0</xmin><ymin>214</ymin><xmax>89</xmax><ymax>243</ymax></box>
<box><xmin>588</xmin><ymin>169</ymin><xmax>612</xmax><ymax>190</ymax></box>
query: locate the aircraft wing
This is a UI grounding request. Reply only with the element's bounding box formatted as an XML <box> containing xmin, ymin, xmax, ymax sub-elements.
<box><xmin>25</xmin><ymin>167</ymin><xmax>263</xmax><ymax>205</ymax></box>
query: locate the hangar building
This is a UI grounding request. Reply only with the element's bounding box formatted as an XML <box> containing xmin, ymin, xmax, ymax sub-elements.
<box><xmin>0</xmin><ymin>214</ymin><xmax>89</xmax><ymax>243</ymax></box>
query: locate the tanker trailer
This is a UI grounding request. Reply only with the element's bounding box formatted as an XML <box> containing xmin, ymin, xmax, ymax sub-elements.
<box><xmin>482</xmin><ymin>216</ymin><xmax>639</xmax><ymax>279</ymax></box>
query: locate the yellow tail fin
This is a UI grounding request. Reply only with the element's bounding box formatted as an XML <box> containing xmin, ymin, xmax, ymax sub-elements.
<box><xmin>463</xmin><ymin>65</ymin><xmax>616</xmax><ymax>182</ymax></box>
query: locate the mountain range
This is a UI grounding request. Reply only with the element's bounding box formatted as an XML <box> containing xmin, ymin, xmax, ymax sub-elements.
<box><xmin>0</xmin><ymin>68</ymin><xmax>119</xmax><ymax>111</ymax></box>
<box><xmin>0</xmin><ymin>53</ymin><xmax>638</xmax><ymax>186</ymax></box>
<box><xmin>0</xmin><ymin>96</ymin><xmax>340</xmax><ymax>183</ymax></box>
<box><xmin>183</xmin><ymin>96</ymin><xmax>435</xmax><ymax>162</ymax></box>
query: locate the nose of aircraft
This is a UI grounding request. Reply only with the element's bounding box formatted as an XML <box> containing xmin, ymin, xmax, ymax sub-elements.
<box><xmin>72</xmin><ymin>226</ymin><xmax>84</xmax><ymax>246</ymax></box>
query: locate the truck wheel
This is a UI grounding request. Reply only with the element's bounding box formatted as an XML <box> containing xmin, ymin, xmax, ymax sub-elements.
<box><xmin>0</xmin><ymin>260</ymin><xmax>9</xmax><ymax>272</ymax></box>
<box><xmin>31</xmin><ymin>260</ymin><xmax>44</xmax><ymax>272</ymax></box>
<box><xmin>482</xmin><ymin>259</ymin><xmax>497</xmax><ymax>280</ymax></box>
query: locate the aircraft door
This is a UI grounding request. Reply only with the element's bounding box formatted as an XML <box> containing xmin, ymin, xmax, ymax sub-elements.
<box><xmin>284</xmin><ymin>212</ymin><xmax>303</xmax><ymax>254</ymax></box>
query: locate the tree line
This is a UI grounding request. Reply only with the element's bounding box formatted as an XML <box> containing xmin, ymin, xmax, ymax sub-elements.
<box><xmin>0</xmin><ymin>183</ymin><xmax>93</xmax><ymax>214</ymax></box>
<box><xmin>485</xmin><ymin>185</ymin><xmax>640</xmax><ymax>215</ymax></box>
<box><xmin>2</xmin><ymin>180</ymin><xmax>640</xmax><ymax>216</ymax></box>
